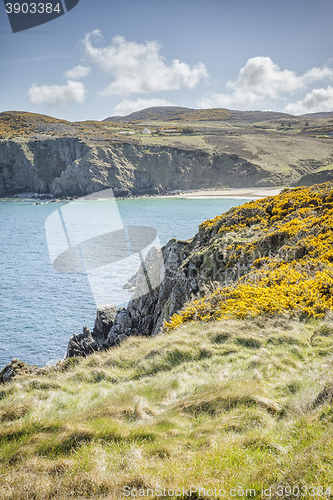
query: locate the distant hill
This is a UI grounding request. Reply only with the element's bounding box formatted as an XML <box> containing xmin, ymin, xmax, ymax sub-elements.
<box><xmin>103</xmin><ymin>106</ymin><xmax>294</xmax><ymax>123</ymax></box>
<box><xmin>300</xmin><ymin>111</ymin><xmax>333</xmax><ymax>119</ymax></box>
<box><xmin>104</xmin><ymin>106</ymin><xmax>333</xmax><ymax>124</ymax></box>
<box><xmin>227</xmin><ymin>109</ymin><xmax>293</xmax><ymax>122</ymax></box>
<box><xmin>103</xmin><ymin>106</ymin><xmax>196</xmax><ymax>123</ymax></box>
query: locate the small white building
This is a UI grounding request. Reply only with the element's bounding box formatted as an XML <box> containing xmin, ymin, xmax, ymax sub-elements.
<box><xmin>142</xmin><ymin>128</ymin><xmax>151</xmax><ymax>135</ymax></box>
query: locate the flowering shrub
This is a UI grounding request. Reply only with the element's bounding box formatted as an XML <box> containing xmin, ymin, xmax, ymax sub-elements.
<box><xmin>165</xmin><ymin>183</ymin><xmax>333</xmax><ymax>331</ymax></box>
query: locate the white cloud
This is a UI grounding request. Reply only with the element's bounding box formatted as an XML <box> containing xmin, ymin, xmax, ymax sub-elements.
<box><xmin>64</xmin><ymin>65</ymin><xmax>90</xmax><ymax>79</ymax></box>
<box><xmin>28</xmin><ymin>80</ymin><xmax>86</xmax><ymax>106</ymax></box>
<box><xmin>82</xmin><ymin>30</ymin><xmax>208</xmax><ymax>96</ymax></box>
<box><xmin>284</xmin><ymin>85</ymin><xmax>333</xmax><ymax>115</ymax></box>
<box><xmin>198</xmin><ymin>56</ymin><xmax>333</xmax><ymax>110</ymax></box>
<box><xmin>302</xmin><ymin>67</ymin><xmax>333</xmax><ymax>84</ymax></box>
<box><xmin>113</xmin><ymin>98</ymin><xmax>175</xmax><ymax>116</ymax></box>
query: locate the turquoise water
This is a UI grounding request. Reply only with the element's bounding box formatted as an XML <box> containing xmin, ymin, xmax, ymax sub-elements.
<box><xmin>0</xmin><ymin>196</ymin><xmax>251</xmax><ymax>368</ymax></box>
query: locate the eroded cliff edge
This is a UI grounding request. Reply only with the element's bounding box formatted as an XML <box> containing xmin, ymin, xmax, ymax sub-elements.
<box><xmin>67</xmin><ymin>182</ymin><xmax>333</xmax><ymax>357</ymax></box>
<box><xmin>0</xmin><ymin>137</ymin><xmax>272</xmax><ymax>197</ymax></box>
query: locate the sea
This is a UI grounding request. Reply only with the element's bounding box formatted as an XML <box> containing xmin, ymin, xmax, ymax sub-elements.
<box><xmin>0</xmin><ymin>195</ymin><xmax>252</xmax><ymax>369</ymax></box>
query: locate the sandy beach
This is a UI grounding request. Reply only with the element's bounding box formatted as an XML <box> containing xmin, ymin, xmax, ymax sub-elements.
<box><xmin>172</xmin><ymin>187</ymin><xmax>285</xmax><ymax>199</ymax></box>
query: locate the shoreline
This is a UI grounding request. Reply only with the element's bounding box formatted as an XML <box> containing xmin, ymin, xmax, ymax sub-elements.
<box><xmin>168</xmin><ymin>187</ymin><xmax>285</xmax><ymax>199</ymax></box>
<box><xmin>1</xmin><ymin>186</ymin><xmax>286</xmax><ymax>202</ymax></box>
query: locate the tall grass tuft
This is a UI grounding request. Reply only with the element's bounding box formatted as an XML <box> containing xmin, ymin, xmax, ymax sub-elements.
<box><xmin>1</xmin><ymin>316</ymin><xmax>333</xmax><ymax>498</ymax></box>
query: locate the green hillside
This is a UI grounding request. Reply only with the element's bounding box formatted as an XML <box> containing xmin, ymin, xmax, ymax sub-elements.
<box><xmin>1</xmin><ymin>318</ymin><xmax>333</xmax><ymax>499</ymax></box>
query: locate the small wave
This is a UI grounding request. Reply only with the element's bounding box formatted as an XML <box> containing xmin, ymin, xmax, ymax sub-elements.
<box><xmin>44</xmin><ymin>358</ymin><xmax>62</xmax><ymax>367</ymax></box>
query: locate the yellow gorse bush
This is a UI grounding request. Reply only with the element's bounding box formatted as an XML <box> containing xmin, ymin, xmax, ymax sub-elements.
<box><xmin>165</xmin><ymin>183</ymin><xmax>333</xmax><ymax>331</ymax></box>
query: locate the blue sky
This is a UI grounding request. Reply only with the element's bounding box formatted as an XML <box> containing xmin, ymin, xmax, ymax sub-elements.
<box><xmin>0</xmin><ymin>0</ymin><xmax>333</xmax><ymax>121</ymax></box>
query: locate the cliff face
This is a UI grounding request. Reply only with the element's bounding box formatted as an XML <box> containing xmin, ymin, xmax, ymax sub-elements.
<box><xmin>0</xmin><ymin>137</ymin><xmax>268</xmax><ymax>197</ymax></box>
<box><xmin>0</xmin><ymin>138</ymin><xmax>89</xmax><ymax>196</ymax></box>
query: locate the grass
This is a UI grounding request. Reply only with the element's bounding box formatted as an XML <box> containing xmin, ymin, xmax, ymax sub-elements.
<box><xmin>1</xmin><ymin>316</ymin><xmax>333</xmax><ymax>499</ymax></box>
<box><xmin>139</xmin><ymin>132</ymin><xmax>216</xmax><ymax>150</ymax></box>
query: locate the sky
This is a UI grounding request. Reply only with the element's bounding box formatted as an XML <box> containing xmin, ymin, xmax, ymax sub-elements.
<box><xmin>0</xmin><ymin>0</ymin><xmax>333</xmax><ymax>121</ymax></box>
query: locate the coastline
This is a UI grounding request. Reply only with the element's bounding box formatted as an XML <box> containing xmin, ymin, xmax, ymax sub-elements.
<box><xmin>168</xmin><ymin>187</ymin><xmax>285</xmax><ymax>199</ymax></box>
<box><xmin>0</xmin><ymin>186</ymin><xmax>286</xmax><ymax>202</ymax></box>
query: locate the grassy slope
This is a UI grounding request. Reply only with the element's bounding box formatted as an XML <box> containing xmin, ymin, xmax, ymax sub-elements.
<box><xmin>138</xmin><ymin>118</ymin><xmax>333</xmax><ymax>182</ymax></box>
<box><xmin>1</xmin><ymin>184</ymin><xmax>333</xmax><ymax>499</ymax></box>
<box><xmin>1</xmin><ymin>317</ymin><xmax>333</xmax><ymax>499</ymax></box>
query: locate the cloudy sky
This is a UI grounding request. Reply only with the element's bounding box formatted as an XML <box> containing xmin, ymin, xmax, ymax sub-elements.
<box><xmin>0</xmin><ymin>0</ymin><xmax>333</xmax><ymax>121</ymax></box>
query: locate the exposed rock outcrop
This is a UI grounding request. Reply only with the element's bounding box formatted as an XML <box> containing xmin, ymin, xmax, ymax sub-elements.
<box><xmin>50</xmin><ymin>143</ymin><xmax>269</xmax><ymax>197</ymax></box>
<box><xmin>66</xmin><ymin>326</ymin><xmax>98</xmax><ymax>358</ymax></box>
<box><xmin>92</xmin><ymin>303</ymin><xmax>118</xmax><ymax>345</ymax></box>
<box><xmin>294</xmin><ymin>168</ymin><xmax>333</xmax><ymax>187</ymax></box>
<box><xmin>0</xmin><ymin>358</ymin><xmax>39</xmax><ymax>383</ymax></box>
<box><xmin>66</xmin><ymin>303</ymin><xmax>118</xmax><ymax>357</ymax></box>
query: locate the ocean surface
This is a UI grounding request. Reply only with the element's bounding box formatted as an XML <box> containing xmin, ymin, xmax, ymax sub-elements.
<box><xmin>0</xmin><ymin>196</ymin><xmax>252</xmax><ymax>369</ymax></box>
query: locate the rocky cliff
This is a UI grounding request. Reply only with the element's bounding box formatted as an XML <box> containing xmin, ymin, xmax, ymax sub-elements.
<box><xmin>0</xmin><ymin>137</ymin><xmax>269</xmax><ymax>197</ymax></box>
<box><xmin>67</xmin><ymin>182</ymin><xmax>333</xmax><ymax>357</ymax></box>
<box><xmin>0</xmin><ymin>138</ymin><xmax>89</xmax><ymax>196</ymax></box>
